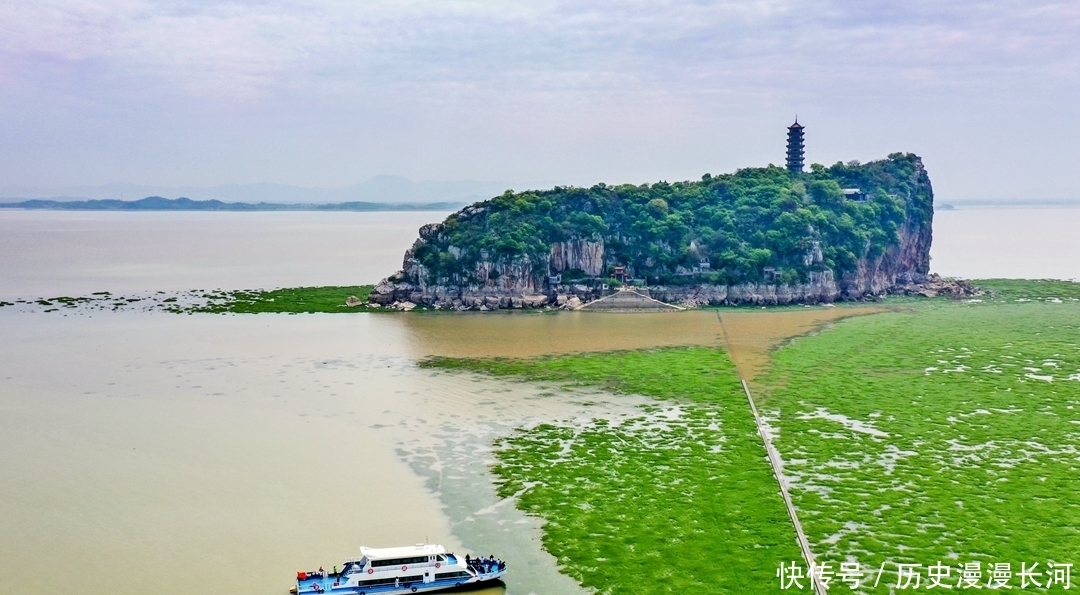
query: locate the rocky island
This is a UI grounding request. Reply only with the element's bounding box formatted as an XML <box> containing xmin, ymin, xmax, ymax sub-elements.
<box><xmin>371</xmin><ymin>151</ymin><xmax>936</xmax><ymax>310</ymax></box>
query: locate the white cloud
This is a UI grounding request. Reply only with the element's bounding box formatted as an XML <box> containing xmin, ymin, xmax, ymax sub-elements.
<box><xmin>6</xmin><ymin>0</ymin><xmax>1075</xmax><ymax>100</ymax></box>
<box><xmin>1</xmin><ymin>1</ymin><xmax>1079</xmax><ymax>190</ymax></box>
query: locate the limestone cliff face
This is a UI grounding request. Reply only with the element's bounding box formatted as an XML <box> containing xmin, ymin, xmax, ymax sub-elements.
<box><xmin>373</xmin><ymin>222</ymin><xmax>930</xmax><ymax>309</ymax></box>
<box><xmin>549</xmin><ymin>240</ymin><xmax>605</xmax><ymax>277</ymax></box>
<box><xmin>837</xmin><ymin>162</ymin><xmax>933</xmax><ymax>300</ymax></box>
<box><xmin>371</xmin><ymin>155</ymin><xmax>934</xmax><ymax>309</ymax></box>
<box><xmin>837</xmin><ymin>211</ymin><xmax>932</xmax><ymax>299</ymax></box>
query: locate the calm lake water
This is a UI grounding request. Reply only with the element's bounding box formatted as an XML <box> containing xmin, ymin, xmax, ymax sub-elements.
<box><xmin>0</xmin><ymin>210</ymin><xmax>448</xmax><ymax>298</ymax></box>
<box><xmin>930</xmin><ymin>206</ymin><xmax>1080</xmax><ymax>280</ymax></box>
<box><xmin>0</xmin><ymin>206</ymin><xmax>1077</xmax><ymax>595</ymax></box>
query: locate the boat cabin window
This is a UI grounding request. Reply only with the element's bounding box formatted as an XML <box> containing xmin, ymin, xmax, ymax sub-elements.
<box><xmin>370</xmin><ymin>556</ymin><xmax>429</xmax><ymax>568</ymax></box>
<box><xmin>437</xmin><ymin>555</ymin><xmax>447</xmax><ymax>562</ymax></box>
<box><xmin>435</xmin><ymin>571</ymin><xmax>471</xmax><ymax>580</ymax></box>
<box><xmin>357</xmin><ymin>574</ymin><xmax>424</xmax><ymax>587</ymax></box>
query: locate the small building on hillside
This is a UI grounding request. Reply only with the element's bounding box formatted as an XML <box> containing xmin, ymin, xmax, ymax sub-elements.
<box><xmin>843</xmin><ymin>188</ymin><xmax>868</xmax><ymax>201</ymax></box>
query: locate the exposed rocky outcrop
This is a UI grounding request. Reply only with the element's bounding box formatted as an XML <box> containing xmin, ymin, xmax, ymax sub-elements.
<box><xmin>889</xmin><ymin>273</ymin><xmax>982</xmax><ymax>299</ymax></box>
<box><xmin>649</xmin><ymin>271</ymin><xmax>841</xmax><ymax>308</ymax></box>
<box><xmin>370</xmin><ymin>154</ymin><xmax>939</xmax><ymax>310</ymax></box>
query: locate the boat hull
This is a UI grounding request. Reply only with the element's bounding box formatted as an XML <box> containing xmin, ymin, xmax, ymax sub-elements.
<box><xmin>296</xmin><ymin>569</ymin><xmax>506</xmax><ymax>594</ymax></box>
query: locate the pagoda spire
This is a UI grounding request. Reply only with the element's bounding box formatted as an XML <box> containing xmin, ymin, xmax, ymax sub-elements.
<box><xmin>786</xmin><ymin>118</ymin><xmax>805</xmax><ymax>174</ymax></box>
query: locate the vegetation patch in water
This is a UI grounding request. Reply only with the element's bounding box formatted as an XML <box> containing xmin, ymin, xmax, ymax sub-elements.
<box><xmin>425</xmin><ymin>347</ymin><xmax>802</xmax><ymax>593</ymax></box>
<box><xmin>181</xmin><ymin>285</ymin><xmax>375</xmax><ymax>314</ymax></box>
<box><xmin>6</xmin><ymin>285</ymin><xmax>376</xmax><ymax>314</ymax></box>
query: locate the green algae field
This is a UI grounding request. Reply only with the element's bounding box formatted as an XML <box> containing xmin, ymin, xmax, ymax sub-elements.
<box><xmin>757</xmin><ymin>287</ymin><xmax>1080</xmax><ymax>588</ymax></box>
<box><xmin>426</xmin><ymin>348</ymin><xmax>803</xmax><ymax>592</ymax></box>
<box><xmin>426</xmin><ymin>280</ymin><xmax>1080</xmax><ymax>593</ymax></box>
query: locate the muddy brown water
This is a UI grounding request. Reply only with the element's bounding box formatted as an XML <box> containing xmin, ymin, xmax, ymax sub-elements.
<box><xmin>1</xmin><ymin>312</ymin><xmax>622</xmax><ymax>595</ymax></box>
<box><xmin>399</xmin><ymin>310</ymin><xmax>725</xmax><ymax>358</ymax></box>
<box><xmin>400</xmin><ymin>306</ymin><xmax>886</xmax><ymax>379</ymax></box>
<box><xmin>713</xmin><ymin>306</ymin><xmax>888</xmax><ymax>381</ymax></box>
<box><xmin>0</xmin><ymin>304</ymin><xmax>888</xmax><ymax>595</ymax></box>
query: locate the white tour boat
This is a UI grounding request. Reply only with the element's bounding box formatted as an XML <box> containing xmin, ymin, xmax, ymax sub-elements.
<box><xmin>291</xmin><ymin>544</ymin><xmax>507</xmax><ymax>594</ymax></box>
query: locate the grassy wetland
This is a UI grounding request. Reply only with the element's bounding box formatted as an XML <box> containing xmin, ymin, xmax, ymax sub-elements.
<box><xmin>426</xmin><ymin>280</ymin><xmax>1080</xmax><ymax>593</ymax></box>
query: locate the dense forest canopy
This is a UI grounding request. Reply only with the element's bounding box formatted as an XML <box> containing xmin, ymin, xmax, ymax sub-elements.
<box><xmin>409</xmin><ymin>153</ymin><xmax>932</xmax><ymax>287</ymax></box>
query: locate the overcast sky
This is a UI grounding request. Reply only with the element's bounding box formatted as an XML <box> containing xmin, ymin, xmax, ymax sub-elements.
<box><xmin>2</xmin><ymin>1</ymin><xmax>1078</xmax><ymax>200</ymax></box>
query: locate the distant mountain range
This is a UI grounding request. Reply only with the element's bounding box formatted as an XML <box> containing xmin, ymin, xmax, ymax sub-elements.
<box><xmin>0</xmin><ymin>175</ymin><xmax>526</xmax><ymax>205</ymax></box>
<box><xmin>0</xmin><ymin>196</ymin><xmax>465</xmax><ymax>212</ymax></box>
<box><xmin>2</xmin><ymin>177</ymin><xmax>1072</xmax><ymax>208</ymax></box>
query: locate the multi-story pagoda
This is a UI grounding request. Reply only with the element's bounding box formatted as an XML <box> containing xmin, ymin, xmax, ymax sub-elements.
<box><xmin>786</xmin><ymin>119</ymin><xmax>805</xmax><ymax>174</ymax></box>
